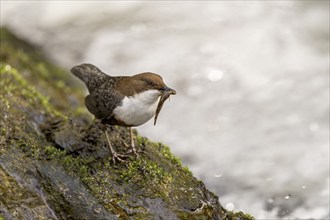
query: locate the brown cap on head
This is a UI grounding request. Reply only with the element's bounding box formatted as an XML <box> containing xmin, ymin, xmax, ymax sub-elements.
<box><xmin>115</xmin><ymin>72</ymin><xmax>176</xmax><ymax>96</ymax></box>
<box><xmin>134</xmin><ymin>72</ymin><xmax>176</xmax><ymax>94</ymax></box>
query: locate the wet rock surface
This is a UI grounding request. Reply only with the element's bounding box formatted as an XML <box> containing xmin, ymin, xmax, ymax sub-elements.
<box><xmin>0</xmin><ymin>28</ymin><xmax>254</xmax><ymax>220</ymax></box>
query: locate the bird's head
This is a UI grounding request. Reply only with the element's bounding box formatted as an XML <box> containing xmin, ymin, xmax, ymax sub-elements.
<box><xmin>133</xmin><ymin>72</ymin><xmax>176</xmax><ymax>96</ymax></box>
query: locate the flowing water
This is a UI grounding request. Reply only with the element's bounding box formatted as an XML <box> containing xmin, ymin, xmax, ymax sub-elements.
<box><xmin>1</xmin><ymin>1</ymin><xmax>329</xmax><ymax>219</ymax></box>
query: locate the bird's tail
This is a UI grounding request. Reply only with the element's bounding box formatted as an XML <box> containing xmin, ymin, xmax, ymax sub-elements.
<box><xmin>71</xmin><ymin>63</ymin><xmax>109</xmax><ymax>92</ymax></box>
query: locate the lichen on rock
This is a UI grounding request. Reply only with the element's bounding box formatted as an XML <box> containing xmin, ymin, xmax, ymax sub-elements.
<box><xmin>0</xmin><ymin>27</ymin><xmax>254</xmax><ymax>220</ymax></box>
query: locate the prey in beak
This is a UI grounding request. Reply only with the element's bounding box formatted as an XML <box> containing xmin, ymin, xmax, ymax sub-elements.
<box><xmin>154</xmin><ymin>87</ymin><xmax>176</xmax><ymax>125</ymax></box>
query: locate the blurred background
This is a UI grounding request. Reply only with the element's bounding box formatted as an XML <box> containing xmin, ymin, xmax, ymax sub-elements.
<box><xmin>1</xmin><ymin>1</ymin><xmax>329</xmax><ymax>219</ymax></box>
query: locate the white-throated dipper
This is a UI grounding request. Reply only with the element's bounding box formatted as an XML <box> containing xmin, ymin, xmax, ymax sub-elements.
<box><xmin>71</xmin><ymin>63</ymin><xmax>176</xmax><ymax>163</ymax></box>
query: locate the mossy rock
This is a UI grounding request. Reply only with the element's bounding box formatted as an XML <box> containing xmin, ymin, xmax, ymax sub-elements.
<box><xmin>0</xmin><ymin>27</ymin><xmax>254</xmax><ymax>220</ymax></box>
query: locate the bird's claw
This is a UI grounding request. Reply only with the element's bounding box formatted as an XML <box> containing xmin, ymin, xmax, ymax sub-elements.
<box><xmin>127</xmin><ymin>148</ymin><xmax>142</xmax><ymax>158</ymax></box>
<box><xmin>111</xmin><ymin>152</ymin><xmax>129</xmax><ymax>164</ymax></box>
<box><xmin>123</xmin><ymin>142</ymin><xmax>141</xmax><ymax>157</ymax></box>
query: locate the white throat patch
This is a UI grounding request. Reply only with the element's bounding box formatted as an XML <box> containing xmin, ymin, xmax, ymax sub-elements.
<box><xmin>113</xmin><ymin>89</ymin><xmax>161</xmax><ymax>126</ymax></box>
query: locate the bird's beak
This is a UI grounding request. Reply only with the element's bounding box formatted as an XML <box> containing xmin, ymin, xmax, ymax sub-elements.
<box><xmin>162</xmin><ymin>87</ymin><xmax>176</xmax><ymax>95</ymax></box>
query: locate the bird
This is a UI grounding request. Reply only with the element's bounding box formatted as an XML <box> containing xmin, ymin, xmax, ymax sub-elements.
<box><xmin>71</xmin><ymin>63</ymin><xmax>176</xmax><ymax>163</ymax></box>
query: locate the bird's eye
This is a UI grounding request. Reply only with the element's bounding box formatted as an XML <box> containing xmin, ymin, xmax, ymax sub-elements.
<box><xmin>143</xmin><ymin>79</ymin><xmax>156</xmax><ymax>87</ymax></box>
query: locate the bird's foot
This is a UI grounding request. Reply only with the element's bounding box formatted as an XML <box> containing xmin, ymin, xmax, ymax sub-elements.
<box><xmin>111</xmin><ymin>151</ymin><xmax>129</xmax><ymax>164</ymax></box>
<box><xmin>127</xmin><ymin>147</ymin><xmax>142</xmax><ymax>158</ymax></box>
<box><xmin>123</xmin><ymin>142</ymin><xmax>141</xmax><ymax>158</ymax></box>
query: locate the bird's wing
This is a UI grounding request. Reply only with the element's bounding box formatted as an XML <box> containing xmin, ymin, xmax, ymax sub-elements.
<box><xmin>85</xmin><ymin>89</ymin><xmax>123</xmax><ymax>119</ymax></box>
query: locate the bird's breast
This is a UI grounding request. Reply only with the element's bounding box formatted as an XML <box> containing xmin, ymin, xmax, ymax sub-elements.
<box><xmin>113</xmin><ymin>90</ymin><xmax>161</xmax><ymax>126</ymax></box>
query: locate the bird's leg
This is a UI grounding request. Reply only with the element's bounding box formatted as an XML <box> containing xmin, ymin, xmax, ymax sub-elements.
<box><xmin>124</xmin><ymin>127</ymin><xmax>140</xmax><ymax>157</ymax></box>
<box><xmin>129</xmin><ymin>127</ymin><xmax>136</xmax><ymax>153</ymax></box>
<box><xmin>103</xmin><ymin>126</ymin><xmax>127</xmax><ymax>164</ymax></box>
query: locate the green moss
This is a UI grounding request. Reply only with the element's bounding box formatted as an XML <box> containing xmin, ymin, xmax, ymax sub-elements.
<box><xmin>15</xmin><ymin>139</ymin><xmax>40</xmax><ymax>159</ymax></box>
<box><xmin>71</xmin><ymin>106</ymin><xmax>90</xmax><ymax>117</ymax></box>
<box><xmin>40</xmin><ymin>177</ymin><xmax>75</xmax><ymax>217</ymax></box>
<box><xmin>0</xmin><ymin>64</ymin><xmax>64</xmax><ymax>117</ymax></box>
<box><xmin>176</xmin><ymin>212</ymin><xmax>209</xmax><ymax>220</ymax></box>
<box><xmin>0</xmin><ymin>63</ymin><xmax>68</xmax><ymax>161</ymax></box>
<box><xmin>158</xmin><ymin>143</ymin><xmax>182</xmax><ymax>166</ymax></box>
<box><xmin>0</xmin><ymin>28</ymin><xmax>68</xmax><ymax>82</ymax></box>
<box><xmin>1</xmin><ymin>27</ymin><xmax>84</xmax><ymax>114</ymax></box>
<box><xmin>120</xmin><ymin>158</ymin><xmax>172</xmax><ymax>184</ymax></box>
<box><xmin>42</xmin><ymin>144</ymin><xmax>178</xmax><ymax>217</ymax></box>
<box><xmin>224</xmin><ymin>211</ymin><xmax>255</xmax><ymax>220</ymax></box>
<box><xmin>0</xmin><ymin>167</ymin><xmax>46</xmax><ymax>218</ymax></box>
<box><xmin>44</xmin><ymin>145</ymin><xmax>66</xmax><ymax>159</ymax></box>
<box><xmin>136</xmin><ymin>134</ymin><xmax>147</xmax><ymax>146</ymax></box>
<box><xmin>58</xmin><ymin>155</ymin><xmax>130</xmax><ymax>217</ymax></box>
